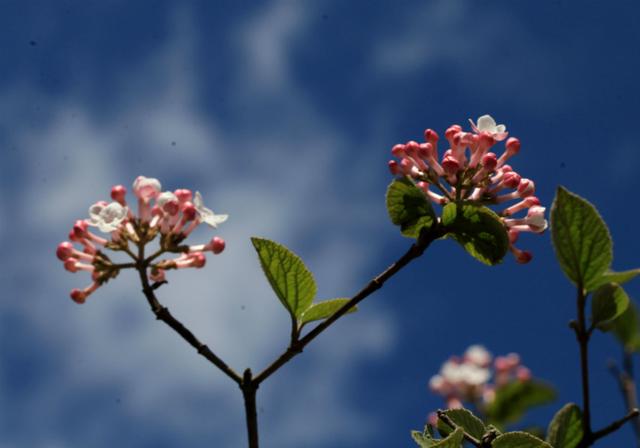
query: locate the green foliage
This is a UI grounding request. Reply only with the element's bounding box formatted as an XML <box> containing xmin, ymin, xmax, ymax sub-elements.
<box><xmin>439</xmin><ymin>409</ymin><xmax>486</xmax><ymax>440</ymax></box>
<box><xmin>251</xmin><ymin>238</ymin><xmax>357</xmax><ymax>330</ymax></box>
<box><xmin>299</xmin><ymin>298</ymin><xmax>356</xmax><ymax>327</ymax></box>
<box><xmin>486</xmin><ymin>381</ymin><xmax>556</xmax><ymax>427</ymax></box>
<box><xmin>441</xmin><ymin>202</ymin><xmax>509</xmax><ymax>265</ymax></box>
<box><xmin>608</xmin><ymin>301</ymin><xmax>640</xmax><ymax>351</ymax></box>
<box><xmin>550</xmin><ymin>187</ymin><xmax>612</xmax><ymax>292</ymax></box>
<box><xmin>411</xmin><ymin>426</ymin><xmax>465</xmax><ymax>448</ymax></box>
<box><xmin>591</xmin><ymin>283</ymin><xmax>630</xmax><ymax>330</ymax></box>
<box><xmin>251</xmin><ymin>237</ymin><xmax>316</xmax><ymax>318</ymax></box>
<box><xmin>492</xmin><ymin>431</ymin><xmax>552</xmax><ymax>448</ymax></box>
<box><xmin>386</xmin><ymin>178</ymin><xmax>437</xmax><ymax>238</ymax></box>
<box><xmin>590</xmin><ymin>269</ymin><xmax>640</xmax><ymax>291</ymax></box>
<box><xmin>546</xmin><ymin>403</ymin><xmax>583</xmax><ymax>448</ymax></box>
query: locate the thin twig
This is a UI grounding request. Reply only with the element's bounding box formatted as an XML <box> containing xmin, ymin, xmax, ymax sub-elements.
<box><xmin>135</xmin><ymin>246</ymin><xmax>242</xmax><ymax>385</ymax></box>
<box><xmin>436</xmin><ymin>410</ymin><xmax>481</xmax><ymax>447</ymax></box>
<box><xmin>592</xmin><ymin>409</ymin><xmax>640</xmax><ymax>442</ymax></box>
<box><xmin>609</xmin><ymin>355</ymin><xmax>640</xmax><ymax>446</ymax></box>
<box><xmin>574</xmin><ymin>286</ymin><xmax>593</xmax><ymax>446</ymax></box>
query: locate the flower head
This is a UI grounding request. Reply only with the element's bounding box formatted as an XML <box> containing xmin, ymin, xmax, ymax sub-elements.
<box><xmin>429</xmin><ymin>345</ymin><xmax>534</xmax><ymax>409</ymax></box>
<box><xmin>57</xmin><ymin>177</ymin><xmax>228</xmax><ymax>304</ymax></box>
<box><xmin>388</xmin><ymin>114</ymin><xmax>546</xmax><ymax>263</ymax></box>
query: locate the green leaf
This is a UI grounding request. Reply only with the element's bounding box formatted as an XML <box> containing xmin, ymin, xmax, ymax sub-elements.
<box><xmin>486</xmin><ymin>381</ymin><xmax>556</xmax><ymax>426</ymax></box>
<box><xmin>610</xmin><ymin>301</ymin><xmax>640</xmax><ymax>351</ymax></box>
<box><xmin>386</xmin><ymin>178</ymin><xmax>437</xmax><ymax>238</ymax></box>
<box><xmin>441</xmin><ymin>202</ymin><xmax>509</xmax><ymax>265</ymax></box>
<box><xmin>251</xmin><ymin>237</ymin><xmax>316</xmax><ymax>318</ymax></box>
<box><xmin>412</xmin><ymin>426</ymin><xmax>464</xmax><ymax>448</ymax></box>
<box><xmin>591</xmin><ymin>269</ymin><xmax>640</xmax><ymax>291</ymax></box>
<box><xmin>439</xmin><ymin>408</ymin><xmax>485</xmax><ymax>440</ymax></box>
<box><xmin>591</xmin><ymin>283</ymin><xmax>630</xmax><ymax>330</ymax></box>
<box><xmin>550</xmin><ymin>187</ymin><xmax>612</xmax><ymax>291</ymax></box>
<box><xmin>546</xmin><ymin>403</ymin><xmax>583</xmax><ymax>448</ymax></box>
<box><xmin>299</xmin><ymin>298</ymin><xmax>356</xmax><ymax>326</ymax></box>
<box><xmin>493</xmin><ymin>431</ymin><xmax>552</xmax><ymax>448</ymax></box>
<box><xmin>411</xmin><ymin>427</ymin><xmax>436</xmax><ymax>448</ymax></box>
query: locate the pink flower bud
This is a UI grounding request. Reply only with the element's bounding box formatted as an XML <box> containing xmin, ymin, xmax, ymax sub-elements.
<box><xmin>517</xmin><ymin>179</ymin><xmax>535</xmax><ymax>197</ymax></box>
<box><xmin>181</xmin><ymin>202</ymin><xmax>197</xmax><ymax>221</ymax></box>
<box><xmin>506</xmin><ymin>137</ymin><xmax>521</xmax><ymax>154</ymax></box>
<box><xmin>72</xmin><ymin>220</ymin><xmax>88</xmax><ymax>238</ymax></box>
<box><xmin>388</xmin><ymin>160</ymin><xmax>400</xmax><ymax>175</ymax></box>
<box><xmin>391</xmin><ymin>144</ymin><xmax>406</xmax><ymax>158</ymax></box>
<box><xmin>418</xmin><ymin>143</ymin><xmax>434</xmax><ymax>159</ymax></box>
<box><xmin>442</xmin><ymin>155</ymin><xmax>460</xmax><ymax>175</ymax></box>
<box><xmin>478</xmin><ymin>132</ymin><xmax>495</xmax><ymax>149</ymax></box>
<box><xmin>405</xmin><ymin>140</ymin><xmax>420</xmax><ymax>156</ymax></box>
<box><xmin>56</xmin><ymin>242</ymin><xmax>74</xmax><ymax>261</ymax></box>
<box><xmin>424</xmin><ymin>129</ymin><xmax>439</xmax><ymax>144</ymax></box>
<box><xmin>445</xmin><ymin>125</ymin><xmax>462</xmax><ymax>141</ymax></box>
<box><xmin>211</xmin><ymin>237</ymin><xmax>226</xmax><ymax>254</ymax></box>
<box><xmin>174</xmin><ymin>189</ymin><xmax>193</xmax><ymax>203</ymax></box>
<box><xmin>481</xmin><ymin>153</ymin><xmax>497</xmax><ymax>171</ymax></box>
<box><xmin>514</xmin><ymin>250</ymin><xmax>532</xmax><ymax>263</ymax></box>
<box><xmin>516</xmin><ymin>366</ymin><xmax>531</xmax><ymax>382</ymax></box>
<box><xmin>70</xmin><ymin>289</ymin><xmax>86</xmax><ymax>304</ymax></box>
<box><xmin>502</xmin><ymin>172</ymin><xmax>521</xmax><ymax>189</ymax></box>
<box><xmin>190</xmin><ymin>252</ymin><xmax>206</xmax><ymax>268</ymax></box>
<box><xmin>110</xmin><ymin>185</ymin><xmax>127</xmax><ymax>205</ymax></box>
<box><xmin>64</xmin><ymin>258</ymin><xmax>79</xmax><ymax>272</ymax></box>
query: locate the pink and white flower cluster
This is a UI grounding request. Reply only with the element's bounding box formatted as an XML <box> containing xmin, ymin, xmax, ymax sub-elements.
<box><xmin>388</xmin><ymin>115</ymin><xmax>547</xmax><ymax>263</ymax></box>
<box><xmin>428</xmin><ymin>345</ymin><xmax>532</xmax><ymax>410</ymax></box>
<box><xmin>56</xmin><ymin>176</ymin><xmax>227</xmax><ymax>304</ymax></box>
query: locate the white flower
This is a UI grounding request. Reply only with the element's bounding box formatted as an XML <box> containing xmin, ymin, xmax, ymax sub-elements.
<box><xmin>464</xmin><ymin>345</ymin><xmax>492</xmax><ymax>368</ymax></box>
<box><xmin>526</xmin><ymin>206</ymin><xmax>548</xmax><ymax>233</ymax></box>
<box><xmin>156</xmin><ymin>191</ymin><xmax>180</xmax><ymax>215</ymax></box>
<box><xmin>469</xmin><ymin>115</ymin><xmax>508</xmax><ymax>141</ymax></box>
<box><xmin>88</xmin><ymin>201</ymin><xmax>128</xmax><ymax>233</ymax></box>
<box><xmin>193</xmin><ymin>191</ymin><xmax>228</xmax><ymax>228</ymax></box>
<box><xmin>132</xmin><ymin>176</ymin><xmax>162</xmax><ymax>201</ymax></box>
<box><xmin>441</xmin><ymin>360</ymin><xmax>490</xmax><ymax>386</ymax></box>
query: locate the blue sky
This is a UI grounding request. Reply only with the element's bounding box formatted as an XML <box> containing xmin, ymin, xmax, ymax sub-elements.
<box><xmin>1</xmin><ymin>1</ymin><xmax>639</xmax><ymax>447</ymax></box>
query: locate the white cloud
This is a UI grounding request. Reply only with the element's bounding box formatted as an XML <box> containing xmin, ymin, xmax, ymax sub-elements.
<box><xmin>371</xmin><ymin>0</ymin><xmax>565</xmax><ymax>107</ymax></box>
<box><xmin>2</xmin><ymin>2</ymin><xmax>394</xmax><ymax>447</ymax></box>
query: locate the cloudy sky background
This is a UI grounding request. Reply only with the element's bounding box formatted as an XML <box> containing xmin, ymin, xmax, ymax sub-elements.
<box><xmin>1</xmin><ymin>1</ymin><xmax>639</xmax><ymax>447</ymax></box>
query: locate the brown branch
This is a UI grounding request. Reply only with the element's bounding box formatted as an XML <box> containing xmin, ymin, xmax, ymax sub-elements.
<box><xmin>136</xmin><ymin>266</ymin><xmax>243</xmax><ymax>385</ymax></box>
<box><xmin>609</xmin><ymin>355</ymin><xmax>640</xmax><ymax>446</ymax></box>
<box><xmin>575</xmin><ymin>287</ymin><xmax>593</xmax><ymax>444</ymax></box>
<box><xmin>592</xmin><ymin>409</ymin><xmax>640</xmax><ymax>442</ymax></box>
<box><xmin>241</xmin><ymin>369</ymin><xmax>259</xmax><ymax>448</ymax></box>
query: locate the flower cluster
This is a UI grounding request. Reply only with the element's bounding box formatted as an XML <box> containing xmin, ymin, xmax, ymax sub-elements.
<box><xmin>388</xmin><ymin>115</ymin><xmax>547</xmax><ymax>263</ymax></box>
<box><xmin>56</xmin><ymin>176</ymin><xmax>227</xmax><ymax>304</ymax></box>
<box><xmin>428</xmin><ymin>345</ymin><xmax>532</xmax><ymax>411</ymax></box>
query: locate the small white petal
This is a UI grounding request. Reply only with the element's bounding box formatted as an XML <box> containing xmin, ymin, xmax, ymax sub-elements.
<box><xmin>477</xmin><ymin>115</ymin><xmax>497</xmax><ymax>131</ymax></box>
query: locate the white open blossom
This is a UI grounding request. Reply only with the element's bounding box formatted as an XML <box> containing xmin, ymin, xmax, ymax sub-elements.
<box><xmin>193</xmin><ymin>191</ymin><xmax>228</xmax><ymax>228</ymax></box>
<box><xmin>441</xmin><ymin>360</ymin><xmax>491</xmax><ymax>386</ymax></box>
<box><xmin>527</xmin><ymin>206</ymin><xmax>548</xmax><ymax>232</ymax></box>
<box><xmin>87</xmin><ymin>202</ymin><xmax>128</xmax><ymax>233</ymax></box>
<box><xmin>464</xmin><ymin>345</ymin><xmax>492</xmax><ymax>368</ymax></box>
<box><xmin>132</xmin><ymin>175</ymin><xmax>162</xmax><ymax>201</ymax></box>
<box><xmin>469</xmin><ymin>114</ymin><xmax>508</xmax><ymax>140</ymax></box>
